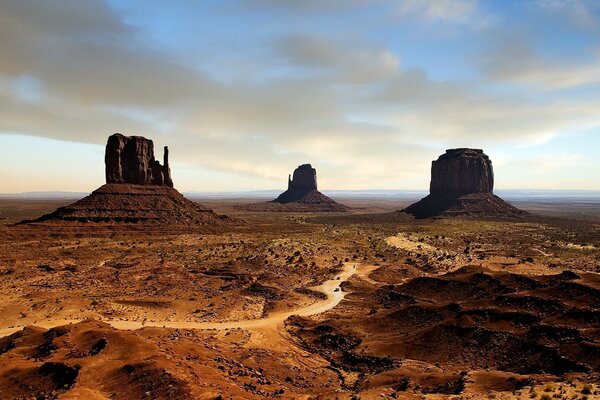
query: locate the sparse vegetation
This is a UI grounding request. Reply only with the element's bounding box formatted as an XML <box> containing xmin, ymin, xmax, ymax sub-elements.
<box><xmin>0</xmin><ymin>199</ymin><xmax>598</xmax><ymax>398</ymax></box>
<box><xmin>581</xmin><ymin>384</ymin><xmax>592</xmax><ymax>395</ymax></box>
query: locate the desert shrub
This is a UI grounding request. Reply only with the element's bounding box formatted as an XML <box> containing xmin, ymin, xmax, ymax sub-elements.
<box><xmin>581</xmin><ymin>384</ymin><xmax>592</xmax><ymax>395</ymax></box>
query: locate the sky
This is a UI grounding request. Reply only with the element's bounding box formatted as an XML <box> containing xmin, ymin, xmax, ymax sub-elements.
<box><xmin>1</xmin><ymin>0</ymin><xmax>600</xmax><ymax>193</ymax></box>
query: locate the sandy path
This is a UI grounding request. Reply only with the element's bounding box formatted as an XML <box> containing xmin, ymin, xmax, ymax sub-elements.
<box><xmin>0</xmin><ymin>263</ymin><xmax>363</xmax><ymax>337</ymax></box>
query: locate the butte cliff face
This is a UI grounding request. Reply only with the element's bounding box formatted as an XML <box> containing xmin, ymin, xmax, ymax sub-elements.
<box><xmin>269</xmin><ymin>164</ymin><xmax>347</xmax><ymax>211</ymax></box>
<box><xmin>275</xmin><ymin>164</ymin><xmax>318</xmax><ymax>203</ymax></box>
<box><xmin>22</xmin><ymin>134</ymin><xmax>228</xmax><ymax>228</ymax></box>
<box><xmin>430</xmin><ymin>149</ymin><xmax>493</xmax><ymax>196</ymax></box>
<box><xmin>404</xmin><ymin>148</ymin><xmax>523</xmax><ymax>218</ymax></box>
<box><xmin>105</xmin><ymin>133</ymin><xmax>173</xmax><ymax>187</ymax></box>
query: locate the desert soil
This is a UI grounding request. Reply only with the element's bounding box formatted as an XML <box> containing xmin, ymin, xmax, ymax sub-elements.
<box><xmin>0</xmin><ymin>198</ymin><xmax>598</xmax><ymax>399</ymax></box>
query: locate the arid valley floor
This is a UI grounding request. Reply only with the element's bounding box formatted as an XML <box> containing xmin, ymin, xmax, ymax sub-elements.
<box><xmin>0</xmin><ymin>197</ymin><xmax>599</xmax><ymax>399</ymax></box>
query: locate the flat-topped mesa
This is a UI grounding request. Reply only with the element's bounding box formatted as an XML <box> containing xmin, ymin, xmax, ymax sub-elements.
<box><xmin>430</xmin><ymin>148</ymin><xmax>493</xmax><ymax>196</ymax></box>
<box><xmin>404</xmin><ymin>148</ymin><xmax>523</xmax><ymax>219</ymax></box>
<box><xmin>105</xmin><ymin>133</ymin><xmax>173</xmax><ymax>187</ymax></box>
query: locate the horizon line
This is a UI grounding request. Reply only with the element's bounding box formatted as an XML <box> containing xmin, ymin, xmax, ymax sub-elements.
<box><xmin>2</xmin><ymin>188</ymin><xmax>600</xmax><ymax>196</ymax></box>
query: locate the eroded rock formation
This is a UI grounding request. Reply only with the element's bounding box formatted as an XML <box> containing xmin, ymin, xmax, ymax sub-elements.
<box><xmin>105</xmin><ymin>133</ymin><xmax>173</xmax><ymax>187</ymax></box>
<box><xmin>430</xmin><ymin>149</ymin><xmax>493</xmax><ymax>196</ymax></box>
<box><xmin>289</xmin><ymin>164</ymin><xmax>318</xmax><ymax>191</ymax></box>
<box><xmin>404</xmin><ymin>148</ymin><xmax>523</xmax><ymax>218</ymax></box>
<box><xmin>21</xmin><ymin>133</ymin><xmax>229</xmax><ymax>227</ymax></box>
<box><xmin>275</xmin><ymin>164</ymin><xmax>318</xmax><ymax>203</ymax></box>
<box><xmin>271</xmin><ymin>164</ymin><xmax>348</xmax><ymax>211</ymax></box>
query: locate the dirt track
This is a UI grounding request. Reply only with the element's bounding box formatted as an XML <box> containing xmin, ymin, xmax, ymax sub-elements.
<box><xmin>0</xmin><ymin>263</ymin><xmax>367</xmax><ymax>337</ymax></box>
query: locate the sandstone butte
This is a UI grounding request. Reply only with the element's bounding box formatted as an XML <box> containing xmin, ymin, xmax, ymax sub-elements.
<box><xmin>404</xmin><ymin>148</ymin><xmax>524</xmax><ymax>218</ymax></box>
<box><xmin>105</xmin><ymin>133</ymin><xmax>173</xmax><ymax>187</ymax></box>
<box><xmin>20</xmin><ymin>134</ymin><xmax>229</xmax><ymax>227</ymax></box>
<box><xmin>272</xmin><ymin>163</ymin><xmax>348</xmax><ymax>211</ymax></box>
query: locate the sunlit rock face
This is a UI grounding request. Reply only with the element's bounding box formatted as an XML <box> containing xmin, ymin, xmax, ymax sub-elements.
<box><xmin>404</xmin><ymin>148</ymin><xmax>523</xmax><ymax>219</ymax></box>
<box><xmin>105</xmin><ymin>133</ymin><xmax>173</xmax><ymax>187</ymax></box>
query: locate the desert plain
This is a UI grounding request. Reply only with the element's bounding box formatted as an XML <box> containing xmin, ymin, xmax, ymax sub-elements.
<box><xmin>0</xmin><ymin>196</ymin><xmax>598</xmax><ymax>399</ymax></box>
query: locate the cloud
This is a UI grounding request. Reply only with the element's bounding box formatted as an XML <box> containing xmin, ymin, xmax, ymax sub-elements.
<box><xmin>536</xmin><ymin>0</ymin><xmax>600</xmax><ymax>31</ymax></box>
<box><xmin>243</xmin><ymin>0</ymin><xmax>490</xmax><ymax>30</ymax></box>
<box><xmin>479</xmin><ymin>40</ymin><xmax>600</xmax><ymax>89</ymax></box>
<box><xmin>0</xmin><ymin>0</ymin><xmax>128</xmax><ymax>75</ymax></box>
<box><xmin>272</xmin><ymin>35</ymin><xmax>400</xmax><ymax>83</ymax></box>
<box><xmin>1</xmin><ymin>0</ymin><xmax>600</xmax><ymax>191</ymax></box>
<box><xmin>395</xmin><ymin>0</ymin><xmax>478</xmax><ymax>23</ymax></box>
<box><xmin>0</xmin><ymin>0</ymin><xmax>218</xmax><ymax>109</ymax></box>
<box><xmin>241</xmin><ymin>0</ymin><xmax>378</xmax><ymax>13</ymax></box>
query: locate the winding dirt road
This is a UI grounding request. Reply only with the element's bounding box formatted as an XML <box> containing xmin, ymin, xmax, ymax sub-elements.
<box><xmin>0</xmin><ymin>263</ymin><xmax>368</xmax><ymax>337</ymax></box>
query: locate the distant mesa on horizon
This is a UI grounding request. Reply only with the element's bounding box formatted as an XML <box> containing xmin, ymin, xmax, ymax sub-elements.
<box><xmin>18</xmin><ymin>133</ymin><xmax>229</xmax><ymax>228</ymax></box>
<box><xmin>274</xmin><ymin>163</ymin><xmax>318</xmax><ymax>203</ymax></box>
<box><xmin>404</xmin><ymin>148</ymin><xmax>525</xmax><ymax>218</ymax></box>
<box><xmin>271</xmin><ymin>163</ymin><xmax>349</xmax><ymax>212</ymax></box>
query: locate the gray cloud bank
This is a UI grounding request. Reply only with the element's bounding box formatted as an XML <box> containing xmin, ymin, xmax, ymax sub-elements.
<box><xmin>1</xmin><ymin>0</ymin><xmax>599</xmax><ymax>189</ymax></box>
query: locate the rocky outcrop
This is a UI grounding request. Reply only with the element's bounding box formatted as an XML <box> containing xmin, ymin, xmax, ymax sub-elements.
<box><xmin>404</xmin><ymin>149</ymin><xmax>523</xmax><ymax>219</ymax></box>
<box><xmin>267</xmin><ymin>164</ymin><xmax>348</xmax><ymax>211</ymax></box>
<box><xmin>105</xmin><ymin>133</ymin><xmax>173</xmax><ymax>187</ymax></box>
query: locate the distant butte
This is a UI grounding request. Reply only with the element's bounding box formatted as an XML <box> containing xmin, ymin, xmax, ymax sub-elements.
<box><xmin>20</xmin><ymin>134</ymin><xmax>229</xmax><ymax>227</ymax></box>
<box><xmin>270</xmin><ymin>164</ymin><xmax>348</xmax><ymax>211</ymax></box>
<box><xmin>404</xmin><ymin>148</ymin><xmax>524</xmax><ymax>218</ymax></box>
<box><xmin>274</xmin><ymin>164</ymin><xmax>318</xmax><ymax>203</ymax></box>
